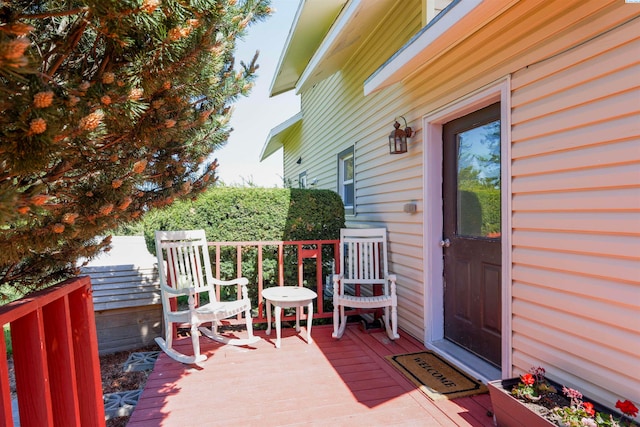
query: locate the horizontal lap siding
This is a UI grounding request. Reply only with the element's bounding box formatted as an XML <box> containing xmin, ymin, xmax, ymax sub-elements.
<box><xmin>510</xmin><ymin>18</ymin><xmax>640</xmax><ymax>409</ymax></box>
<box><xmin>84</xmin><ymin>265</ymin><xmax>161</xmax><ymax>310</ymax></box>
<box><xmin>290</xmin><ymin>0</ymin><xmax>426</xmax><ymax>340</ymax></box>
<box><xmin>83</xmin><ymin>261</ymin><xmax>162</xmax><ymax>354</ymax></box>
<box><xmin>94</xmin><ymin>305</ymin><xmax>162</xmax><ymax>355</ymax></box>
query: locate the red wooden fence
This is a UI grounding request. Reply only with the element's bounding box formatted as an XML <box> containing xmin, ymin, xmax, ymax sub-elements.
<box><xmin>208</xmin><ymin>240</ymin><xmax>342</xmax><ymax>323</ymax></box>
<box><xmin>0</xmin><ymin>276</ymin><xmax>105</xmax><ymax>427</ymax></box>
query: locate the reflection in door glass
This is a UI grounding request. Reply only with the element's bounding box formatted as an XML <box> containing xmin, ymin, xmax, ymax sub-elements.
<box><xmin>457</xmin><ymin>120</ymin><xmax>501</xmax><ymax>238</ymax></box>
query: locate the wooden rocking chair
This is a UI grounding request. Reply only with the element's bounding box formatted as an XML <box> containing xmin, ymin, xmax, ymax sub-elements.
<box><xmin>332</xmin><ymin>228</ymin><xmax>399</xmax><ymax>340</ymax></box>
<box><xmin>154</xmin><ymin>230</ymin><xmax>259</xmax><ymax>365</ymax></box>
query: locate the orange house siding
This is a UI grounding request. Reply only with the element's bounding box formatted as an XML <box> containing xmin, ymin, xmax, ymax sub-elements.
<box><xmin>509</xmin><ymin>20</ymin><xmax>640</xmax><ymax>408</ymax></box>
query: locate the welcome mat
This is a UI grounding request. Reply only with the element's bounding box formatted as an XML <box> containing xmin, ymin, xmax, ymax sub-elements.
<box><xmin>386</xmin><ymin>351</ymin><xmax>488</xmax><ymax>401</ymax></box>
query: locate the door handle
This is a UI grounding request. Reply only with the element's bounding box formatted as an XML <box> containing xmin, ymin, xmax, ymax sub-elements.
<box><xmin>439</xmin><ymin>239</ymin><xmax>451</xmax><ymax>248</ymax></box>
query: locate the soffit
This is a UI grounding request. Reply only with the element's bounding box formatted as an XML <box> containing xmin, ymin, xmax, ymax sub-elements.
<box><xmin>259</xmin><ymin>112</ymin><xmax>303</xmax><ymax>161</ymax></box>
<box><xmin>295</xmin><ymin>0</ymin><xmax>397</xmax><ymax>93</ymax></box>
<box><xmin>269</xmin><ymin>0</ymin><xmax>347</xmax><ymax>97</ymax></box>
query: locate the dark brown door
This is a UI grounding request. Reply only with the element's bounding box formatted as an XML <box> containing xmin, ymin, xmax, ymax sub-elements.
<box><xmin>442</xmin><ymin>103</ymin><xmax>502</xmax><ymax>367</ymax></box>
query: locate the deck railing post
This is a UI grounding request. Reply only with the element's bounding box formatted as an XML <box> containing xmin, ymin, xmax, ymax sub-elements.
<box><xmin>236</xmin><ymin>245</ymin><xmax>243</xmax><ymax>319</ymax></box>
<box><xmin>257</xmin><ymin>244</ymin><xmax>264</xmax><ymax>319</ymax></box>
<box><xmin>0</xmin><ymin>329</ymin><xmax>11</xmax><ymax>426</ymax></box>
<box><xmin>215</xmin><ymin>243</ymin><xmax>222</xmax><ymax>301</ymax></box>
<box><xmin>297</xmin><ymin>243</ymin><xmax>303</xmax><ymax>287</ymax></box>
<box><xmin>12</xmin><ymin>308</ymin><xmax>54</xmax><ymax>426</ymax></box>
<box><xmin>278</xmin><ymin>243</ymin><xmax>284</xmax><ymax>286</ymax></box>
<box><xmin>43</xmin><ymin>296</ymin><xmax>81</xmax><ymax>426</ymax></box>
<box><xmin>0</xmin><ymin>277</ymin><xmax>105</xmax><ymax>427</ymax></box>
<box><xmin>317</xmin><ymin>244</ymin><xmax>324</xmax><ymax>314</ymax></box>
<box><xmin>68</xmin><ymin>280</ymin><xmax>105</xmax><ymax>426</ymax></box>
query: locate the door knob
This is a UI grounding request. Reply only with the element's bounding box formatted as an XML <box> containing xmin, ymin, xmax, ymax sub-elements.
<box><xmin>439</xmin><ymin>239</ymin><xmax>451</xmax><ymax>248</ymax></box>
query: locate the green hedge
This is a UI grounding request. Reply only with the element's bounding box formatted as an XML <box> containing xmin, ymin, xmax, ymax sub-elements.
<box><xmin>458</xmin><ymin>188</ymin><xmax>500</xmax><ymax>237</ymax></box>
<box><xmin>141</xmin><ymin>187</ymin><xmax>345</xmax><ymax>249</ymax></box>
<box><xmin>476</xmin><ymin>188</ymin><xmax>500</xmax><ymax>236</ymax></box>
<box><xmin>140</xmin><ymin>187</ymin><xmax>345</xmax><ymax>304</ymax></box>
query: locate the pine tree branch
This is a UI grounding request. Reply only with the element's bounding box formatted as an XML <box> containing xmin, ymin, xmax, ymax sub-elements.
<box><xmin>18</xmin><ymin>7</ymin><xmax>89</xmax><ymax>20</ymax></box>
<box><xmin>1</xmin><ymin>1</ymin><xmax>270</xmax><ymax>291</ymax></box>
<box><xmin>46</xmin><ymin>14</ymin><xmax>90</xmax><ymax>77</ymax></box>
<box><xmin>97</xmin><ymin>48</ymin><xmax>111</xmax><ymax>76</ymax></box>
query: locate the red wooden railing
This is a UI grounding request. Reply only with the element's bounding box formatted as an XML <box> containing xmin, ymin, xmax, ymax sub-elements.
<box><xmin>208</xmin><ymin>240</ymin><xmax>345</xmax><ymax>323</ymax></box>
<box><xmin>0</xmin><ymin>276</ymin><xmax>105</xmax><ymax>427</ymax></box>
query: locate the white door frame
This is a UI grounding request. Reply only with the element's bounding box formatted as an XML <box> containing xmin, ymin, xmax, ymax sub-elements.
<box><xmin>421</xmin><ymin>77</ymin><xmax>513</xmax><ymax>378</ymax></box>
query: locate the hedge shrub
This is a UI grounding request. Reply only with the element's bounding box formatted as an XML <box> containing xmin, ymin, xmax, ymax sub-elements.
<box><xmin>140</xmin><ymin>187</ymin><xmax>345</xmax><ymax>305</ymax></box>
<box><xmin>141</xmin><ymin>187</ymin><xmax>345</xmax><ymax>248</ymax></box>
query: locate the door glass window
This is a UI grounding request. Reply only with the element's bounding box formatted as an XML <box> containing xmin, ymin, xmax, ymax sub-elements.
<box><xmin>457</xmin><ymin>120</ymin><xmax>501</xmax><ymax>238</ymax></box>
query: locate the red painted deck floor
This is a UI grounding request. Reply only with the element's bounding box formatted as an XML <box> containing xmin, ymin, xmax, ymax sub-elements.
<box><xmin>127</xmin><ymin>324</ymin><xmax>495</xmax><ymax>426</ymax></box>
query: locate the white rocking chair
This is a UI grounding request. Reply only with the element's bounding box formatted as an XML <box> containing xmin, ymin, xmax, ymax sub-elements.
<box><xmin>332</xmin><ymin>228</ymin><xmax>399</xmax><ymax>340</ymax></box>
<box><xmin>154</xmin><ymin>230</ymin><xmax>259</xmax><ymax>365</ymax></box>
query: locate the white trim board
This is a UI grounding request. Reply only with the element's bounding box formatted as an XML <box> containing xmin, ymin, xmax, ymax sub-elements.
<box><xmin>421</xmin><ymin>77</ymin><xmax>513</xmax><ymax>380</ymax></box>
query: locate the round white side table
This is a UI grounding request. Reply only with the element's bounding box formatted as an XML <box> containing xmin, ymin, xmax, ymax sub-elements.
<box><xmin>262</xmin><ymin>286</ymin><xmax>317</xmax><ymax>349</ymax></box>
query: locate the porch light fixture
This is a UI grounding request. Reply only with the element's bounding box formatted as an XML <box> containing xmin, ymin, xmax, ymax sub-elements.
<box><xmin>388</xmin><ymin>116</ymin><xmax>413</xmax><ymax>154</ymax></box>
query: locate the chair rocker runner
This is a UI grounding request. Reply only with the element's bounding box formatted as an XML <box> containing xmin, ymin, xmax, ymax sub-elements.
<box><xmin>332</xmin><ymin>228</ymin><xmax>399</xmax><ymax>340</ymax></box>
<box><xmin>155</xmin><ymin>230</ymin><xmax>259</xmax><ymax>365</ymax></box>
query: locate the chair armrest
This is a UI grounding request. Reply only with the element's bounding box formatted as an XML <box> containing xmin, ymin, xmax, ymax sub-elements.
<box><xmin>210</xmin><ymin>277</ymin><xmax>250</xmax><ymax>299</ymax></box>
<box><xmin>211</xmin><ymin>277</ymin><xmax>249</xmax><ymax>287</ymax></box>
<box><xmin>160</xmin><ymin>282</ymin><xmax>192</xmax><ymax>296</ymax></box>
<box><xmin>387</xmin><ymin>274</ymin><xmax>397</xmax><ymax>297</ymax></box>
<box><xmin>159</xmin><ymin>282</ymin><xmax>199</xmax><ymax>310</ymax></box>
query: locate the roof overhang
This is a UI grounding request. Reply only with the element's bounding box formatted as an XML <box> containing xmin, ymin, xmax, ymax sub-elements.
<box><xmin>269</xmin><ymin>0</ymin><xmax>347</xmax><ymax>97</ymax></box>
<box><xmin>295</xmin><ymin>0</ymin><xmax>395</xmax><ymax>94</ymax></box>
<box><xmin>364</xmin><ymin>0</ymin><xmax>516</xmax><ymax>95</ymax></box>
<box><xmin>269</xmin><ymin>0</ymin><xmax>396</xmax><ymax>97</ymax></box>
<box><xmin>259</xmin><ymin>112</ymin><xmax>303</xmax><ymax>161</ymax></box>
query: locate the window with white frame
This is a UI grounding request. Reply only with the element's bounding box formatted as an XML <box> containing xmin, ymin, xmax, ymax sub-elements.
<box><xmin>337</xmin><ymin>147</ymin><xmax>354</xmax><ymax>215</ymax></box>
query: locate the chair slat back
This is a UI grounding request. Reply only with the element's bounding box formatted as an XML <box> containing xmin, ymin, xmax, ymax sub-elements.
<box><xmin>155</xmin><ymin>230</ymin><xmax>215</xmax><ymax>298</ymax></box>
<box><xmin>340</xmin><ymin>228</ymin><xmax>389</xmax><ymax>285</ymax></box>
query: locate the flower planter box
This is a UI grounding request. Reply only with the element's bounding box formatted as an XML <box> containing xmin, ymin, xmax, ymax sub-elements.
<box><xmin>488</xmin><ymin>378</ymin><xmax>555</xmax><ymax>427</ymax></box>
<box><xmin>489</xmin><ymin>377</ymin><xmax>636</xmax><ymax>427</ymax></box>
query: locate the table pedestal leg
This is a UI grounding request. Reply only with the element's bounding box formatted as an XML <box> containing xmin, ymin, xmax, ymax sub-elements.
<box><xmin>274</xmin><ymin>305</ymin><xmax>282</xmax><ymax>349</ymax></box>
<box><xmin>306</xmin><ymin>301</ymin><xmax>313</xmax><ymax>344</ymax></box>
<box><xmin>265</xmin><ymin>300</ymin><xmax>272</xmax><ymax>336</ymax></box>
<box><xmin>295</xmin><ymin>305</ymin><xmax>301</xmax><ymax>332</ymax></box>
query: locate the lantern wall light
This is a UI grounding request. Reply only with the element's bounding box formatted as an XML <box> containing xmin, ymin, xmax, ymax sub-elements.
<box><xmin>388</xmin><ymin>116</ymin><xmax>413</xmax><ymax>154</ymax></box>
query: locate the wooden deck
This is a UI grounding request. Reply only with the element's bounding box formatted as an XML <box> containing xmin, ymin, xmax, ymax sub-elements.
<box><xmin>128</xmin><ymin>324</ymin><xmax>495</xmax><ymax>426</ymax></box>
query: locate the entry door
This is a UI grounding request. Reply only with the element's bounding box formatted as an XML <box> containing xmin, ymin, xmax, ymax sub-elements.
<box><xmin>442</xmin><ymin>103</ymin><xmax>502</xmax><ymax>367</ymax></box>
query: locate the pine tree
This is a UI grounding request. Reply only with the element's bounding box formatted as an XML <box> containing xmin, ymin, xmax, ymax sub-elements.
<box><xmin>0</xmin><ymin>0</ymin><xmax>271</xmax><ymax>297</ymax></box>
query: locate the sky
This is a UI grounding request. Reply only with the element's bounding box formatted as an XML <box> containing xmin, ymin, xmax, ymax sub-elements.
<box><xmin>213</xmin><ymin>0</ymin><xmax>300</xmax><ymax>187</ymax></box>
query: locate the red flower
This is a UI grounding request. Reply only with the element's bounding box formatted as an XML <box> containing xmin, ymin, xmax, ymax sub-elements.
<box><xmin>616</xmin><ymin>400</ymin><xmax>639</xmax><ymax>417</ymax></box>
<box><xmin>520</xmin><ymin>373</ymin><xmax>535</xmax><ymax>386</ymax></box>
<box><xmin>583</xmin><ymin>402</ymin><xmax>595</xmax><ymax>417</ymax></box>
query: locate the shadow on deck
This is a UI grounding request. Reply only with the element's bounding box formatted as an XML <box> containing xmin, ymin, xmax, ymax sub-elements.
<box><xmin>127</xmin><ymin>324</ymin><xmax>495</xmax><ymax>426</ymax></box>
